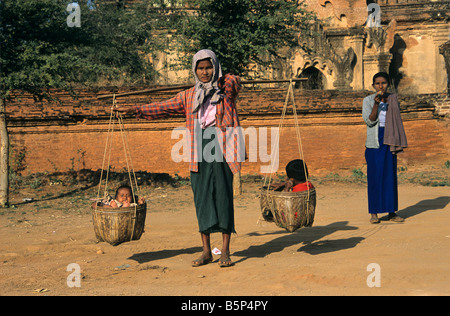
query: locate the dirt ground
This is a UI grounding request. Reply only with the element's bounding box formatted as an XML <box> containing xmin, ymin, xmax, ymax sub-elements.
<box><xmin>1</xmin><ymin>175</ymin><xmax>449</xmax><ymax>297</ymax></box>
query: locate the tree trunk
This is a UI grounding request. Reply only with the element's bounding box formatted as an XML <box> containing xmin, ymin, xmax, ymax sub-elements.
<box><xmin>0</xmin><ymin>98</ymin><xmax>9</xmax><ymax>207</ymax></box>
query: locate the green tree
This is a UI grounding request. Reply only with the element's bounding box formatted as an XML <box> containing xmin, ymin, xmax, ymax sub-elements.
<box><xmin>169</xmin><ymin>0</ymin><xmax>315</xmax><ymax>76</ymax></box>
<box><xmin>0</xmin><ymin>0</ymin><xmax>160</xmax><ymax>207</ymax></box>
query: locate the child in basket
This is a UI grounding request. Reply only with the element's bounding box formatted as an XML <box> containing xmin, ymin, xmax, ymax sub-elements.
<box><xmin>270</xmin><ymin>159</ymin><xmax>314</xmax><ymax>192</ymax></box>
<box><xmin>92</xmin><ymin>185</ymin><xmax>145</xmax><ymax>208</ymax></box>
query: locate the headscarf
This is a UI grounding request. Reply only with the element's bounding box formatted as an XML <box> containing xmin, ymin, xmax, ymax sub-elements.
<box><xmin>192</xmin><ymin>49</ymin><xmax>223</xmax><ymax>113</ymax></box>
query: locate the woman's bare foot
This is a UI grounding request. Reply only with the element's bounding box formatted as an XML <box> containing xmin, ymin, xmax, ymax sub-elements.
<box><xmin>192</xmin><ymin>252</ymin><xmax>213</xmax><ymax>267</ymax></box>
<box><xmin>218</xmin><ymin>252</ymin><xmax>233</xmax><ymax>267</ymax></box>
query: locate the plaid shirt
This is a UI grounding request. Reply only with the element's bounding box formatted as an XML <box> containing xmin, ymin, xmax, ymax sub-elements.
<box><xmin>134</xmin><ymin>74</ymin><xmax>242</xmax><ymax>174</ymax></box>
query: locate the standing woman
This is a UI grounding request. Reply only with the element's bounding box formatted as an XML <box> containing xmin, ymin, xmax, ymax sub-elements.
<box><xmin>115</xmin><ymin>49</ymin><xmax>242</xmax><ymax>267</ymax></box>
<box><xmin>362</xmin><ymin>72</ymin><xmax>408</xmax><ymax>224</ymax></box>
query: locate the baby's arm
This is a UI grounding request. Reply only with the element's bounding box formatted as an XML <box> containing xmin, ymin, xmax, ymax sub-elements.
<box><xmin>109</xmin><ymin>200</ymin><xmax>118</xmax><ymax>208</ymax></box>
<box><xmin>92</xmin><ymin>201</ymin><xmax>113</xmax><ymax>208</ymax></box>
<box><xmin>283</xmin><ymin>178</ymin><xmax>294</xmax><ymax>192</ymax></box>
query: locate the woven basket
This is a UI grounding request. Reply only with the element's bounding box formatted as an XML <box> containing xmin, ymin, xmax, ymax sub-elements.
<box><xmin>92</xmin><ymin>203</ymin><xmax>147</xmax><ymax>246</ymax></box>
<box><xmin>260</xmin><ymin>187</ymin><xmax>316</xmax><ymax>232</ymax></box>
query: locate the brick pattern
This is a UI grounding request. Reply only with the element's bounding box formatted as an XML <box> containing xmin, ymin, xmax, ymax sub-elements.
<box><xmin>6</xmin><ymin>88</ymin><xmax>449</xmax><ymax>177</ymax></box>
<box><xmin>433</xmin><ymin>95</ymin><xmax>450</xmax><ymax>117</ymax></box>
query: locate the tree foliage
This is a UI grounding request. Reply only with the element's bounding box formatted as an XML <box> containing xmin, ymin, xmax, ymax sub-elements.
<box><xmin>0</xmin><ymin>0</ymin><xmax>161</xmax><ymax>100</ymax></box>
<box><xmin>170</xmin><ymin>0</ymin><xmax>315</xmax><ymax>77</ymax></box>
<box><xmin>0</xmin><ymin>0</ymin><xmax>165</xmax><ymax>207</ymax></box>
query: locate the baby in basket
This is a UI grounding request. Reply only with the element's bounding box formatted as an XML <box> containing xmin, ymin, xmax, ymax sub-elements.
<box><xmin>92</xmin><ymin>185</ymin><xmax>145</xmax><ymax>208</ymax></box>
<box><xmin>270</xmin><ymin>159</ymin><xmax>314</xmax><ymax>192</ymax></box>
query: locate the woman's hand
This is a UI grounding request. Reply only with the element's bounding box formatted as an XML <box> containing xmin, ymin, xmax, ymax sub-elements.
<box><xmin>112</xmin><ymin>106</ymin><xmax>134</xmax><ymax>119</ymax></box>
<box><xmin>374</xmin><ymin>90</ymin><xmax>384</xmax><ymax>104</ymax></box>
<box><xmin>113</xmin><ymin>106</ymin><xmax>134</xmax><ymax>115</ymax></box>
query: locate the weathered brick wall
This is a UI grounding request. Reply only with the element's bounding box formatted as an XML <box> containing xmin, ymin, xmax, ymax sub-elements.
<box><xmin>6</xmin><ymin>87</ymin><xmax>449</xmax><ymax>178</ymax></box>
<box><xmin>434</xmin><ymin>95</ymin><xmax>450</xmax><ymax>117</ymax></box>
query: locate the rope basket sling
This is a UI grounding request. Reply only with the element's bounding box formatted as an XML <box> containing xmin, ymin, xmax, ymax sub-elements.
<box><xmin>261</xmin><ymin>186</ymin><xmax>316</xmax><ymax>232</ymax></box>
<box><xmin>91</xmin><ymin>96</ymin><xmax>147</xmax><ymax>246</ymax></box>
<box><xmin>92</xmin><ymin>202</ymin><xmax>147</xmax><ymax>246</ymax></box>
<box><xmin>260</xmin><ymin>80</ymin><xmax>316</xmax><ymax>233</ymax></box>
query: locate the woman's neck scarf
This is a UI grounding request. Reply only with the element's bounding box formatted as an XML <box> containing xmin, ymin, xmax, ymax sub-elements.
<box><xmin>192</xmin><ymin>49</ymin><xmax>223</xmax><ymax>113</ymax></box>
<box><xmin>384</xmin><ymin>93</ymin><xmax>408</xmax><ymax>154</ymax></box>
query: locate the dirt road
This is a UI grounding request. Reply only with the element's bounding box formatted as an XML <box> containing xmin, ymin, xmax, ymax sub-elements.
<box><xmin>1</xmin><ymin>181</ymin><xmax>449</xmax><ymax>296</ymax></box>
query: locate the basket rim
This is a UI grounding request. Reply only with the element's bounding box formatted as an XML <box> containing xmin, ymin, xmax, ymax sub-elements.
<box><xmin>92</xmin><ymin>202</ymin><xmax>147</xmax><ymax>214</ymax></box>
<box><xmin>260</xmin><ymin>186</ymin><xmax>316</xmax><ymax>197</ymax></box>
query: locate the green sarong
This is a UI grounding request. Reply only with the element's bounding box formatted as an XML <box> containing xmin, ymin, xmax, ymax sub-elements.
<box><xmin>190</xmin><ymin>127</ymin><xmax>235</xmax><ymax>234</ymax></box>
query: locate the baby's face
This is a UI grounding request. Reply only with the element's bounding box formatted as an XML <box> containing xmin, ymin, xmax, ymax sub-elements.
<box><xmin>116</xmin><ymin>188</ymin><xmax>133</xmax><ymax>204</ymax></box>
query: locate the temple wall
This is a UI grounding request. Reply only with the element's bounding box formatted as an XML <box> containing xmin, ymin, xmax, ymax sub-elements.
<box><xmin>7</xmin><ymin>88</ymin><xmax>448</xmax><ymax>178</ymax></box>
<box><xmin>5</xmin><ymin>0</ymin><xmax>450</xmax><ymax>179</ymax></box>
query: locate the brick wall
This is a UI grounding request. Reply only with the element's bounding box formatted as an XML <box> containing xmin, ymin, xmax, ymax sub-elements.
<box><xmin>433</xmin><ymin>95</ymin><xmax>450</xmax><ymax>117</ymax></box>
<box><xmin>6</xmin><ymin>87</ymin><xmax>449</xmax><ymax>178</ymax></box>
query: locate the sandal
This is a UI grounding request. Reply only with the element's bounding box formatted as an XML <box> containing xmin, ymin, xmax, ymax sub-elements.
<box><xmin>192</xmin><ymin>255</ymin><xmax>213</xmax><ymax>267</ymax></box>
<box><xmin>388</xmin><ymin>214</ymin><xmax>404</xmax><ymax>222</ymax></box>
<box><xmin>370</xmin><ymin>217</ymin><xmax>380</xmax><ymax>224</ymax></box>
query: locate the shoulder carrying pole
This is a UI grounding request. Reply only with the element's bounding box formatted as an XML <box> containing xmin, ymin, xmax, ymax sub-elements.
<box><xmin>96</xmin><ymin>78</ymin><xmax>307</xmax><ymax>99</ymax></box>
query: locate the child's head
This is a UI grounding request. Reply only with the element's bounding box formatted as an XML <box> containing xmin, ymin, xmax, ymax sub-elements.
<box><xmin>115</xmin><ymin>185</ymin><xmax>133</xmax><ymax>204</ymax></box>
<box><xmin>286</xmin><ymin>159</ymin><xmax>309</xmax><ymax>183</ymax></box>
